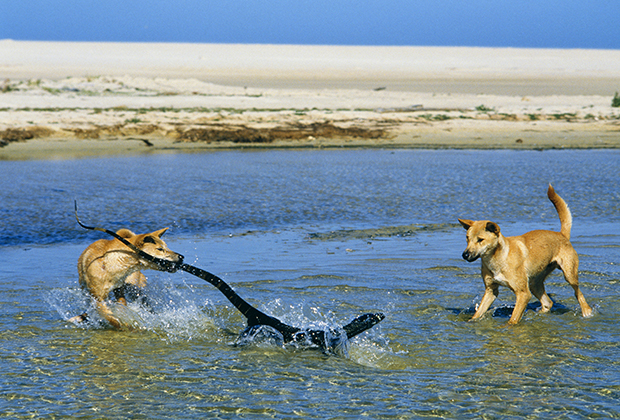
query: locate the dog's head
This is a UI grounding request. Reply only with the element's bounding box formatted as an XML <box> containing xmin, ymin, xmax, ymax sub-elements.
<box><xmin>458</xmin><ymin>219</ymin><xmax>501</xmax><ymax>262</ymax></box>
<box><xmin>121</xmin><ymin>228</ymin><xmax>184</xmax><ymax>272</ymax></box>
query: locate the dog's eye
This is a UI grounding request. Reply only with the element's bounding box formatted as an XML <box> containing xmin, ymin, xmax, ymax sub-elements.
<box><xmin>477</xmin><ymin>238</ymin><xmax>484</xmax><ymax>243</ymax></box>
<box><xmin>157</xmin><ymin>247</ymin><xmax>164</xmax><ymax>251</ymax></box>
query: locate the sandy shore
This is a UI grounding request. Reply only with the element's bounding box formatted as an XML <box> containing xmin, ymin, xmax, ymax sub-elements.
<box><xmin>1</xmin><ymin>41</ymin><xmax>619</xmax><ymax>159</ymax></box>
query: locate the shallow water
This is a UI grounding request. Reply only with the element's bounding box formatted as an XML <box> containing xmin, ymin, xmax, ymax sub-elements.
<box><xmin>1</xmin><ymin>149</ymin><xmax>619</xmax><ymax>418</ymax></box>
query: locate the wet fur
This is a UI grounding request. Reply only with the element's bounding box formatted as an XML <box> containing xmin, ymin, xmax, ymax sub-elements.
<box><xmin>70</xmin><ymin>228</ymin><xmax>183</xmax><ymax>329</ymax></box>
<box><xmin>458</xmin><ymin>185</ymin><xmax>592</xmax><ymax>324</ymax></box>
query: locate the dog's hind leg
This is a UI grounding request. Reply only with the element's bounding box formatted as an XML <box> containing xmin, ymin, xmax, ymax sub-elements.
<box><xmin>559</xmin><ymin>251</ymin><xmax>593</xmax><ymax>318</ymax></box>
<box><xmin>68</xmin><ymin>313</ymin><xmax>89</xmax><ymax>324</ymax></box>
<box><xmin>530</xmin><ymin>277</ymin><xmax>554</xmax><ymax>313</ymax></box>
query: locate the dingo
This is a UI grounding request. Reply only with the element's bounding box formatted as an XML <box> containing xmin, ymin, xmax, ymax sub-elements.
<box><xmin>458</xmin><ymin>185</ymin><xmax>592</xmax><ymax>324</ymax></box>
<box><xmin>70</xmin><ymin>227</ymin><xmax>184</xmax><ymax>329</ymax></box>
<box><xmin>73</xmin><ymin>210</ymin><xmax>385</xmax><ymax>350</ymax></box>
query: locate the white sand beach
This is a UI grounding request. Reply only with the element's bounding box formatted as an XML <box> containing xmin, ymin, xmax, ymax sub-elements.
<box><xmin>1</xmin><ymin>41</ymin><xmax>619</xmax><ymax>158</ymax></box>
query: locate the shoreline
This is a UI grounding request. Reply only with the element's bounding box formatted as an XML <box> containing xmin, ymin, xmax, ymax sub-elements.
<box><xmin>1</xmin><ymin>41</ymin><xmax>619</xmax><ymax>159</ymax></box>
<box><xmin>2</xmin><ymin>122</ymin><xmax>618</xmax><ymax>161</ymax></box>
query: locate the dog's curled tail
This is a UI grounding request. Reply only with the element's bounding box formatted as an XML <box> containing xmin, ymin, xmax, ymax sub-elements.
<box><xmin>547</xmin><ymin>184</ymin><xmax>572</xmax><ymax>240</ymax></box>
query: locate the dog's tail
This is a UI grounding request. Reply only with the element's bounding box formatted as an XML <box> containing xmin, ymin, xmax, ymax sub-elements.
<box><xmin>547</xmin><ymin>184</ymin><xmax>572</xmax><ymax>240</ymax></box>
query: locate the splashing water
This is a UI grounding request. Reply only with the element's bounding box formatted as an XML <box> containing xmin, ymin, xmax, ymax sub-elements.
<box><xmin>45</xmin><ymin>278</ymin><xmax>386</xmax><ymax>362</ymax></box>
<box><xmin>46</xmin><ymin>280</ymin><xmax>224</xmax><ymax>341</ymax></box>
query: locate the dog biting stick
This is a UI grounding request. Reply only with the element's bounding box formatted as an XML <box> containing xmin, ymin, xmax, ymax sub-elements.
<box><xmin>74</xmin><ymin>202</ymin><xmax>384</xmax><ymax>350</ymax></box>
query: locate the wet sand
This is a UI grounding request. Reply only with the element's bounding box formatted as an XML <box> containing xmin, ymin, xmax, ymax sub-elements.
<box><xmin>1</xmin><ymin>41</ymin><xmax>619</xmax><ymax>159</ymax></box>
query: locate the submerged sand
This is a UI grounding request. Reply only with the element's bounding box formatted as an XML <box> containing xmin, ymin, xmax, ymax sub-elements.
<box><xmin>1</xmin><ymin>41</ymin><xmax>619</xmax><ymax>159</ymax></box>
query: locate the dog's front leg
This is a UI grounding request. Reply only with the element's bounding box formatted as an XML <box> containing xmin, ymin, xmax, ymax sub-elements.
<box><xmin>508</xmin><ymin>289</ymin><xmax>532</xmax><ymax>324</ymax></box>
<box><xmin>471</xmin><ymin>285</ymin><xmax>498</xmax><ymax>321</ymax></box>
<box><xmin>96</xmin><ymin>301</ymin><xmax>123</xmax><ymax>329</ymax></box>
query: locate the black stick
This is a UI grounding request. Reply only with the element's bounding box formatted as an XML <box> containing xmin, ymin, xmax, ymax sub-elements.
<box><xmin>179</xmin><ymin>262</ymin><xmax>301</xmax><ymax>340</ymax></box>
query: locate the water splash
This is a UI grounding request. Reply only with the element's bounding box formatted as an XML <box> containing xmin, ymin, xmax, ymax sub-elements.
<box><xmin>45</xmin><ymin>280</ymin><xmax>387</xmax><ymax>363</ymax></box>
<box><xmin>46</xmin><ymin>280</ymin><xmax>223</xmax><ymax>342</ymax></box>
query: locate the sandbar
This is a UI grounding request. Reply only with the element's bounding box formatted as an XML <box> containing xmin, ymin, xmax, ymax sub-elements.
<box><xmin>1</xmin><ymin>41</ymin><xmax>619</xmax><ymax>159</ymax></box>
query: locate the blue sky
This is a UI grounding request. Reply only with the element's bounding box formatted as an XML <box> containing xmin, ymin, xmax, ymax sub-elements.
<box><xmin>1</xmin><ymin>0</ymin><xmax>619</xmax><ymax>49</ymax></box>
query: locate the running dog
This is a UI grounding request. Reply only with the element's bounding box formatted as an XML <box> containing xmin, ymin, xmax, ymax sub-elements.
<box><xmin>70</xmin><ymin>227</ymin><xmax>184</xmax><ymax>329</ymax></box>
<box><xmin>458</xmin><ymin>185</ymin><xmax>592</xmax><ymax>324</ymax></box>
<box><xmin>74</xmin><ymin>209</ymin><xmax>384</xmax><ymax>351</ymax></box>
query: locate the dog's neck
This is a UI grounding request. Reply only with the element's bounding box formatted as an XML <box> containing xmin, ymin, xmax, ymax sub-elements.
<box><xmin>481</xmin><ymin>234</ymin><xmax>509</xmax><ymax>273</ymax></box>
<box><xmin>104</xmin><ymin>250</ymin><xmax>145</xmax><ymax>281</ymax></box>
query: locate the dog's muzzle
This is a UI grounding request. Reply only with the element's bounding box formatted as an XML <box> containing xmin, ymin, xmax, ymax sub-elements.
<box><xmin>159</xmin><ymin>253</ymin><xmax>184</xmax><ymax>273</ymax></box>
<box><xmin>462</xmin><ymin>250</ymin><xmax>479</xmax><ymax>262</ymax></box>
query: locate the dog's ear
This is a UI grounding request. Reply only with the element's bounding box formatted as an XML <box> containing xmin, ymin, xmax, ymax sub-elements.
<box><xmin>139</xmin><ymin>228</ymin><xmax>169</xmax><ymax>246</ymax></box>
<box><xmin>116</xmin><ymin>228</ymin><xmax>135</xmax><ymax>239</ymax></box>
<box><xmin>485</xmin><ymin>221</ymin><xmax>500</xmax><ymax>235</ymax></box>
<box><xmin>458</xmin><ymin>219</ymin><xmax>473</xmax><ymax>230</ymax></box>
<box><xmin>152</xmin><ymin>228</ymin><xmax>169</xmax><ymax>238</ymax></box>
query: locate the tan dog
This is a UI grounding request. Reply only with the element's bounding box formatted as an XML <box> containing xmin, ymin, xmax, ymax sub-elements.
<box><xmin>70</xmin><ymin>228</ymin><xmax>184</xmax><ymax>329</ymax></box>
<box><xmin>458</xmin><ymin>185</ymin><xmax>592</xmax><ymax>324</ymax></box>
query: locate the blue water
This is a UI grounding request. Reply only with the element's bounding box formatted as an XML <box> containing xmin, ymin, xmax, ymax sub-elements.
<box><xmin>1</xmin><ymin>149</ymin><xmax>619</xmax><ymax>418</ymax></box>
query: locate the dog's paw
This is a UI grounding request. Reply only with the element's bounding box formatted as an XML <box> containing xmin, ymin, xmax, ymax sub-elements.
<box><xmin>68</xmin><ymin>313</ymin><xmax>88</xmax><ymax>324</ymax></box>
<box><xmin>582</xmin><ymin>306</ymin><xmax>594</xmax><ymax>318</ymax></box>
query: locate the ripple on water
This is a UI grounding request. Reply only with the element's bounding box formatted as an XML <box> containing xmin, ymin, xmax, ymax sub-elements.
<box><xmin>2</xmin><ymin>149</ymin><xmax>619</xmax><ymax>418</ymax></box>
